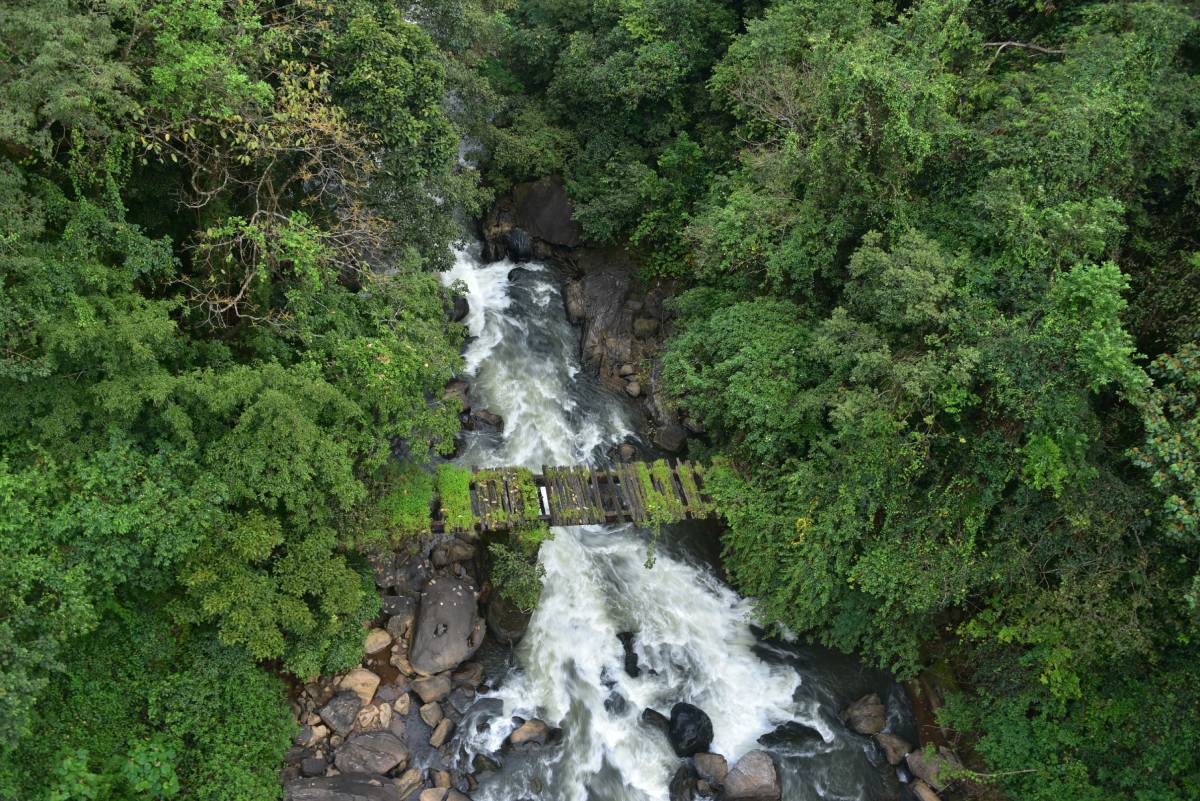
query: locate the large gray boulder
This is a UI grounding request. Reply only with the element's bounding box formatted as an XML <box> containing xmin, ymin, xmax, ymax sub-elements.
<box><xmin>318</xmin><ymin>691</ymin><xmax>362</xmax><ymax>737</ymax></box>
<box><xmin>512</xmin><ymin>179</ymin><xmax>582</xmax><ymax>247</ymax></box>
<box><xmin>723</xmin><ymin>750</ymin><xmax>781</xmax><ymax>801</ymax></box>
<box><xmin>841</xmin><ymin>693</ymin><xmax>885</xmax><ymax>735</ymax></box>
<box><xmin>285</xmin><ymin>775</ymin><xmax>401</xmax><ymax>801</ymax></box>
<box><xmin>333</xmin><ymin>731</ymin><xmax>408</xmax><ymax>775</ymax></box>
<box><xmin>409</xmin><ymin>577</ymin><xmax>484</xmax><ymax>675</ymax></box>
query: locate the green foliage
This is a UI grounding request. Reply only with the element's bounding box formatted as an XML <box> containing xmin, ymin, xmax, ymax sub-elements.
<box><xmin>437</xmin><ymin>463</ymin><xmax>479</xmax><ymax>533</ymax></box>
<box><xmin>488</xmin><ymin>541</ymin><xmax>546</xmax><ymax>613</ymax></box>
<box><xmin>379</xmin><ymin>464</ymin><xmax>436</xmax><ymax>540</ymax></box>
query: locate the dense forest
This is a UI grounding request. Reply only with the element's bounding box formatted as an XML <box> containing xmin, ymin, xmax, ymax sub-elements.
<box><xmin>2</xmin><ymin>1</ymin><xmax>1198</xmax><ymax>800</ymax></box>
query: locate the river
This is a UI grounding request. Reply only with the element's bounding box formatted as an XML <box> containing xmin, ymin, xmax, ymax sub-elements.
<box><xmin>439</xmin><ymin>244</ymin><xmax>915</xmax><ymax>801</ymax></box>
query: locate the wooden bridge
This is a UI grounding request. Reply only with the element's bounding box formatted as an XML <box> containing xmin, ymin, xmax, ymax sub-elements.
<box><xmin>429</xmin><ymin>459</ymin><xmax>715</xmax><ymax>534</ymax></box>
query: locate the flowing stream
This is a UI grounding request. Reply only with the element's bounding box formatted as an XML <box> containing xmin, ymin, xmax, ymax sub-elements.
<box><xmin>440</xmin><ymin>245</ymin><xmax>914</xmax><ymax>801</ymax></box>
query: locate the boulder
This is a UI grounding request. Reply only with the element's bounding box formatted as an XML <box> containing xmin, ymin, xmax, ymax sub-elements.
<box><xmin>911</xmin><ymin>780</ymin><xmax>942</xmax><ymax>801</ymax></box>
<box><xmin>299</xmin><ymin>756</ymin><xmax>328</xmax><ymax>778</ymax></box>
<box><xmin>409</xmin><ymin>577</ymin><xmax>485</xmax><ymax>675</ymax></box>
<box><xmin>285</xmin><ymin>775</ymin><xmax>401</xmax><ymax>801</ymax></box>
<box><xmin>451</xmin><ymin>662</ymin><xmax>484</xmax><ymax>688</ymax></box>
<box><xmin>619</xmin><ymin>363</ymin><xmax>636</xmax><ymax>377</ymax></box>
<box><xmin>694</xmin><ymin>753</ymin><xmax>728</xmax><ymax>785</ymax></box>
<box><xmin>508</xmin><ymin>718</ymin><xmax>551</xmax><ymax>747</ymax></box>
<box><xmin>446</xmin><ymin>540</ymin><xmax>477</xmax><ymax>563</ymax></box>
<box><xmin>618</xmin><ymin>443</ymin><xmax>637</xmax><ymax>462</ymax></box>
<box><xmin>564</xmin><ymin>280</ymin><xmax>586</xmax><ymax>323</ymax></box>
<box><xmin>392</xmin><ymin>693</ymin><xmax>411</xmax><ymax>717</ymax></box>
<box><xmin>429</xmin><ymin>718</ymin><xmax>454</xmax><ymax>748</ymax></box>
<box><xmin>486</xmin><ymin>595</ymin><xmax>531</xmax><ymax>645</ymax></box>
<box><xmin>906</xmin><ymin>746</ymin><xmax>963</xmax><ymax>790</ymax></box>
<box><xmin>412</xmin><ymin>674</ymin><xmax>452</xmax><ymax>704</ymax></box>
<box><xmin>382</xmin><ymin>595</ymin><xmax>417</xmax><ymax>631</ymax></box>
<box><xmin>420</xmin><ymin>702</ymin><xmax>444</xmax><ymax>727</ymax></box>
<box><xmin>319</xmin><ymin>691</ymin><xmax>363</xmax><ymax>737</ymax></box>
<box><xmin>875</xmin><ymin>732</ymin><xmax>912</xmax><ymax>765</ymax></box>
<box><xmin>448</xmin><ymin>293</ymin><xmax>469</xmax><ymax>324</ymax></box>
<box><xmin>340</xmin><ymin>669</ymin><xmax>381</xmax><ymax>706</ymax></box>
<box><xmin>668</xmin><ymin>703</ymin><xmax>714</xmax><ymax>757</ymax></box>
<box><xmin>365</xmin><ymin>628</ymin><xmax>392</xmax><ymax>655</ymax></box>
<box><xmin>393</xmin><ymin>769</ymin><xmax>422</xmax><ymax>800</ymax></box>
<box><xmin>757</xmin><ymin>721</ymin><xmax>823</xmax><ymax>749</ymax></box>
<box><xmin>633</xmin><ymin>317</ymin><xmax>660</xmax><ymax>338</ymax></box>
<box><xmin>723</xmin><ymin>750</ymin><xmax>781</xmax><ymax>801</ymax></box>
<box><xmin>576</xmin><ymin>268</ymin><xmax>633</xmax><ymax>376</ymax></box>
<box><xmin>616</xmin><ymin>632</ymin><xmax>640</xmax><ymax>678</ymax></box>
<box><xmin>511</xmin><ymin>179</ymin><xmax>583</xmax><ymax>247</ymax></box>
<box><xmin>355</xmin><ymin>703</ymin><xmax>393</xmax><ymax>732</ymax></box>
<box><xmin>505</xmin><ymin>227</ymin><xmax>533</xmax><ymax>261</ymax></box>
<box><xmin>470</xmin><ymin>409</ymin><xmax>504</xmax><ymax>433</ymax></box>
<box><xmin>640</xmin><ymin>708</ymin><xmax>670</xmax><ymax>737</ymax></box>
<box><xmin>333</xmin><ymin>731</ymin><xmax>408</xmax><ymax>775</ymax></box>
<box><xmin>841</xmin><ymin>693</ymin><xmax>885</xmax><ymax>736</ymax></box>
<box><xmin>669</xmin><ymin>765</ymin><xmax>696</xmax><ymax>801</ymax></box>
<box><xmin>654</xmin><ymin>424</ymin><xmax>687</xmax><ymax>453</ymax></box>
<box><xmin>443</xmin><ymin>380</ymin><xmax>470</xmax><ymax>414</ymax></box>
<box><xmin>625</xmin><ymin>382</ymin><xmax>641</xmax><ymax>398</ymax></box>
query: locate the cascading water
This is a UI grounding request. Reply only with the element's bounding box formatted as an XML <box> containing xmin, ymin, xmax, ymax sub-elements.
<box><xmin>440</xmin><ymin>245</ymin><xmax>915</xmax><ymax>801</ymax></box>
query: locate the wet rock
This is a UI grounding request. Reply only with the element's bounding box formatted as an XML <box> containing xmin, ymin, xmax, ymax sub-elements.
<box><xmin>383</xmin><ymin>596</ymin><xmax>417</xmax><ymax>632</ymax></box>
<box><xmin>334</xmin><ymin>731</ymin><xmax>408</xmax><ymax>774</ymax></box>
<box><xmin>300</xmin><ymin>756</ymin><xmax>328</xmax><ymax>777</ymax></box>
<box><xmin>486</xmin><ymin>595</ymin><xmax>531</xmax><ymax>645</ymax></box>
<box><xmin>625</xmin><ymin>381</ymin><xmax>641</xmax><ymax>398</ymax></box>
<box><xmin>433</xmin><ymin>770</ymin><xmax>451</xmax><ymax>788</ymax></box>
<box><xmin>511</xmin><ymin>178</ymin><xmax>583</xmax><ymax>247</ymax></box>
<box><xmin>694</xmin><ymin>753</ymin><xmax>728</xmax><ymax>785</ymax></box>
<box><xmin>723</xmin><ymin>750</ymin><xmax>781</xmax><ymax>801</ymax></box>
<box><xmin>757</xmin><ymin>721</ymin><xmax>823</xmax><ymax>749</ymax></box>
<box><xmin>616</xmin><ymin>632</ymin><xmax>640</xmax><ymax>678</ymax></box>
<box><xmin>505</xmin><ymin>227</ymin><xmax>533</xmax><ymax>261</ymax></box>
<box><xmin>470</xmin><ymin>409</ymin><xmax>504</xmax><ymax>433</ymax></box>
<box><xmin>285</xmin><ymin>775</ymin><xmax>401</xmax><ymax>801</ymax></box>
<box><xmin>417</xmin><ymin>790</ymin><xmax>470</xmax><ymax>801</ymax></box>
<box><xmin>633</xmin><ymin>317</ymin><xmax>659</xmax><ymax>338</ymax></box>
<box><xmin>654</xmin><ymin>423</ymin><xmax>687</xmax><ymax>453</ymax></box>
<box><xmin>906</xmin><ymin>746</ymin><xmax>963</xmax><ymax>790</ymax></box>
<box><xmin>603</xmin><ymin>691</ymin><xmax>628</xmax><ymax>715</ymax></box>
<box><xmin>447</xmin><ymin>687</ymin><xmax>475</xmax><ymax>716</ymax></box>
<box><xmin>443</xmin><ymin>380</ymin><xmax>470</xmax><ymax>414</ymax></box>
<box><xmin>451</xmin><ymin>662</ymin><xmax>484</xmax><ymax>688</ymax></box>
<box><xmin>668</xmin><ymin>703</ymin><xmax>713</xmax><ymax>757</ymax></box>
<box><xmin>640</xmin><ymin>708</ymin><xmax>670</xmax><ymax>737</ymax></box>
<box><xmin>393</xmin><ymin>769</ymin><xmax>422</xmax><ymax>799</ymax></box>
<box><xmin>412</xmin><ymin>674</ymin><xmax>452</xmax><ymax>704</ymax></box>
<box><xmin>619</xmin><ymin>363</ymin><xmax>636</xmax><ymax>377</ymax></box>
<box><xmin>429</xmin><ymin>718</ymin><xmax>454</xmax><ymax>748</ymax></box>
<box><xmin>420</xmin><ymin>702</ymin><xmax>444</xmax><ymax>727</ymax></box>
<box><xmin>340</xmin><ymin>668</ymin><xmax>381</xmax><ymax>706</ymax></box>
<box><xmin>842</xmin><ymin>693</ymin><xmax>885</xmax><ymax>736</ymax></box>
<box><xmin>669</xmin><ymin>765</ymin><xmax>696</xmax><ymax>801</ymax></box>
<box><xmin>912</xmin><ymin>780</ymin><xmax>941</xmax><ymax>801</ymax></box>
<box><xmin>409</xmin><ymin>577</ymin><xmax>485</xmax><ymax>675</ymax></box>
<box><xmin>618</xmin><ymin>443</ymin><xmax>637</xmax><ymax>462</ymax></box>
<box><xmin>472</xmin><ymin>753</ymin><xmax>501</xmax><ymax>773</ymax></box>
<box><xmin>875</xmin><ymin>732</ymin><xmax>912</xmax><ymax>765</ymax></box>
<box><xmin>449</xmin><ymin>293</ymin><xmax>469</xmax><ymax>324</ymax></box>
<box><xmin>564</xmin><ymin>280</ymin><xmax>586</xmax><ymax>323</ymax></box>
<box><xmin>696</xmin><ymin>779</ymin><xmax>714</xmax><ymax>797</ymax></box>
<box><xmin>508</xmin><ymin>718</ymin><xmax>550</xmax><ymax>747</ymax></box>
<box><xmin>365</xmin><ymin>629</ymin><xmax>392</xmax><ymax>655</ymax></box>
<box><xmin>319</xmin><ymin>691</ymin><xmax>363</xmax><ymax>737</ymax></box>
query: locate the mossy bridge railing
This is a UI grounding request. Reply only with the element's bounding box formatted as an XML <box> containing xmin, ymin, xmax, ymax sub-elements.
<box><xmin>428</xmin><ymin>460</ymin><xmax>715</xmax><ymax>534</ymax></box>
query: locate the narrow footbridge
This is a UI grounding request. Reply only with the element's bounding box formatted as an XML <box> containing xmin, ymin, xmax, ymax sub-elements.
<box><xmin>430</xmin><ymin>460</ymin><xmax>715</xmax><ymax>534</ymax></box>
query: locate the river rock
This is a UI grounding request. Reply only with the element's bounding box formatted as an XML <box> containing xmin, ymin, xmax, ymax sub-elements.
<box><xmin>393</xmin><ymin>693</ymin><xmax>411</xmax><ymax>717</ymax></box>
<box><xmin>668</xmin><ymin>703</ymin><xmax>714</xmax><ymax>757</ymax></box>
<box><xmin>906</xmin><ymin>745</ymin><xmax>963</xmax><ymax>790</ymax></box>
<box><xmin>319</xmin><ymin>691</ymin><xmax>362</xmax><ymax>737</ymax></box>
<box><xmin>410</xmin><ymin>577</ymin><xmax>485</xmax><ymax>675</ymax></box>
<box><xmin>654</xmin><ymin>423</ymin><xmax>687</xmax><ymax>453</ymax></box>
<box><xmin>299</xmin><ymin>756</ymin><xmax>328</xmax><ymax>778</ymax></box>
<box><xmin>757</xmin><ymin>720</ymin><xmax>823</xmax><ymax>749</ymax></box>
<box><xmin>618</xmin><ymin>443</ymin><xmax>636</xmax><ymax>461</ymax></box>
<box><xmin>875</xmin><ymin>732</ymin><xmax>912</xmax><ymax>765</ymax></box>
<box><xmin>619</xmin><ymin>363</ymin><xmax>636</xmax><ymax>377</ymax></box>
<box><xmin>334</xmin><ymin>731</ymin><xmax>408</xmax><ymax>774</ymax></box>
<box><xmin>912</xmin><ymin>779</ymin><xmax>942</xmax><ymax>801</ymax></box>
<box><xmin>841</xmin><ymin>693</ymin><xmax>885</xmax><ymax>735</ymax></box>
<box><xmin>393</xmin><ymin>769</ymin><xmax>422</xmax><ymax>799</ymax></box>
<box><xmin>412</xmin><ymin>674</ymin><xmax>452</xmax><ymax>704</ymax></box>
<box><xmin>429</xmin><ymin>718</ymin><xmax>454</xmax><ymax>748</ymax></box>
<box><xmin>486</xmin><ymin>595</ymin><xmax>531</xmax><ymax>644</ymax></box>
<box><xmin>365</xmin><ymin>628</ymin><xmax>392</xmax><ymax>655</ymax></box>
<box><xmin>512</xmin><ymin>178</ymin><xmax>583</xmax><ymax>247</ymax></box>
<box><xmin>420</xmin><ymin>701</ymin><xmax>444</xmax><ymax>727</ymax></box>
<box><xmin>448</xmin><ymin>293</ymin><xmax>469</xmax><ymax>324</ymax></box>
<box><xmin>355</xmin><ymin>703</ymin><xmax>393</xmax><ymax>732</ymax></box>
<box><xmin>669</xmin><ymin>765</ymin><xmax>696</xmax><ymax>801</ymax></box>
<box><xmin>452</xmin><ymin>662</ymin><xmax>484</xmax><ymax>688</ymax></box>
<box><xmin>694</xmin><ymin>753</ymin><xmax>728</xmax><ymax>785</ymax></box>
<box><xmin>625</xmin><ymin>381</ymin><xmax>641</xmax><ymax>397</ymax></box>
<box><xmin>616</xmin><ymin>632</ymin><xmax>640</xmax><ymax>678</ymax></box>
<box><xmin>640</xmin><ymin>708</ymin><xmax>670</xmax><ymax>737</ymax></box>
<box><xmin>417</xmin><ymin>790</ymin><xmax>470</xmax><ymax>801</ymax></box>
<box><xmin>509</xmin><ymin>718</ymin><xmax>551</xmax><ymax>747</ymax></box>
<box><xmin>285</xmin><ymin>775</ymin><xmax>401</xmax><ymax>801</ymax></box>
<box><xmin>340</xmin><ymin>668</ymin><xmax>381</xmax><ymax>706</ymax></box>
<box><xmin>470</xmin><ymin>409</ymin><xmax>504</xmax><ymax>433</ymax></box>
<box><xmin>723</xmin><ymin>750</ymin><xmax>781</xmax><ymax>801</ymax></box>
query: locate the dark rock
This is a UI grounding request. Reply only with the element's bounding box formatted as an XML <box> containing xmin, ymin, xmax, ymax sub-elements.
<box><xmin>299</xmin><ymin>756</ymin><xmax>327</xmax><ymax>778</ymax></box>
<box><xmin>451</xmin><ymin>662</ymin><xmax>484</xmax><ymax>688</ymax></box>
<box><xmin>486</xmin><ymin>595</ymin><xmax>531</xmax><ymax>645</ymax></box>
<box><xmin>412</xmin><ymin>674</ymin><xmax>453</xmax><ymax>704</ymax></box>
<box><xmin>512</xmin><ymin>179</ymin><xmax>582</xmax><ymax>247</ymax></box>
<box><xmin>757</xmin><ymin>721</ymin><xmax>823</xmax><ymax>749</ymax></box>
<box><xmin>564</xmin><ymin>280</ymin><xmax>586</xmax><ymax>322</ymax></box>
<box><xmin>447</xmin><ymin>687</ymin><xmax>475</xmax><ymax>716</ymax></box>
<box><xmin>616</xmin><ymin>632</ymin><xmax>641</xmax><ymax>678</ymax></box>
<box><xmin>449</xmin><ymin>293</ymin><xmax>469</xmax><ymax>324</ymax></box>
<box><xmin>906</xmin><ymin>746</ymin><xmax>963</xmax><ymax>790</ymax></box>
<box><xmin>875</xmin><ymin>732</ymin><xmax>912</xmax><ymax>765</ymax></box>
<box><xmin>443</xmin><ymin>380</ymin><xmax>470</xmax><ymax>414</ymax></box>
<box><xmin>505</xmin><ymin>227</ymin><xmax>533</xmax><ymax>261</ymax></box>
<box><xmin>654</xmin><ymin>424</ymin><xmax>687</xmax><ymax>453</ymax></box>
<box><xmin>409</xmin><ymin>577</ymin><xmax>484</xmax><ymax>675</ymax></box>
<box><xmin>576</xmin><ymin>268</ymin><xmax>632</xmax><ymax>376</ymax></box>
<box><xmin>633</xmin><ymin>317</ymin><xmax>660</xmax><ymax>338</ymax></box>
<box><xmin>604</xmin><ymin>691</ymin><xmax>628</xmax><ymax>715</ymax></box>
<box><xmin>669</xmin><ymin>765</ymin><xmax>696</xmax><ymax>801</ymax></box>
<box><xmin>668</xmin><ymin>703</ymin><xmax>713</xmax><ymax>757</ymax></box>
<box><xmin>468</xmin><ymin>409</ymin><xmax>504</xmax><ymax>433</ymax></box>
<box><xmin>281</xmin><ymin>765</ymin><xmax>302</xmax><ymax>784</ymax></box>
<box><xmin>334</xmin><ymin>731</ymin><xmax>408</xmax><ymax>774</ymax></box>
<box><xmin>382</xmin><ymin>595</ymin><xmax>417</xmax><ymax>626</ymax></box>
<box><xmin>446</xmin><ymin>540</ymin><xmax>477</xmax><ymax>563</ymax></box>
<box><xmin>723</xmin><ymin>750</ymin><xmax>781</xmax><ymax>801</ymax></box>
<box><xmin>693</xmin><ymin>753</ymin><xmax>728</xmax><ymax>785</ymax></box>
<box><xmin>842</xmin><ymin>693</ymin><xmax>886</xmax><ymax>736</ymax></box>
<box><xmin>285</xmin><ymin>775</ymin><xmax>401</xmax><ymax>801</ymax></box>
<box><xmin>472</xmin><ymin>753</ymin><xmax>501</xmax><ymax>773</ymax></box>
<box><xmin>640</xmin><ymin>708</ymin><xmax>670</xmax><ymax>737</ymax></box>
<box><xmin>318</xmin><ymin>691</ymin><xmax>362</xmax><ymax>737</ymax></box>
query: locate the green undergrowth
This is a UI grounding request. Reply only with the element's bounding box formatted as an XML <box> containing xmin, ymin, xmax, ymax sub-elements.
<box><xmin>478</xmin><ymin>467</ymin><xmax>551</xmax><ymax>612</ymax></box>
<box><xmin>378</xmin><ymin>463</ymin><xmax>434</xmax><ymax>541</ymax></box>
<box><xmin>436</xmin><ymin>464</ymin><xmax>477</xmax><ymax>532</ymax></box>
